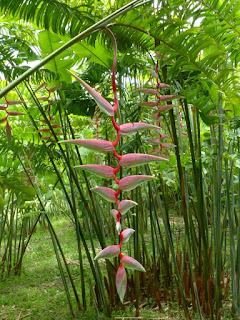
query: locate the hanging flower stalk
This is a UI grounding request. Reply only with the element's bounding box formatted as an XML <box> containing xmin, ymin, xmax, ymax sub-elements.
<box><xmin>136</xmin><ymin>55</ymin><xmax>180</xmax><ymax>157</ymax></box>
<box><xmin>0</xmin><ymin>82</ymin><xmax>25</xmax><ymax>142</ymax></box>
<box><xmin>35</xmin><ymin>83</ymin><xmax>62</xmax><ymax>142</ymax></box>
<box><xmin>60</xmin><ymin>29</ymin><xmax>168</xmax><ymax>303</ymax></box>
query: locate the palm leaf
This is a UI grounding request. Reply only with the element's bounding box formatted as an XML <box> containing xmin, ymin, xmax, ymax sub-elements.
<box><xmin>0</xmin><ymin>0</ymin><xmax>95</xmax><ymax>37</ymax></box>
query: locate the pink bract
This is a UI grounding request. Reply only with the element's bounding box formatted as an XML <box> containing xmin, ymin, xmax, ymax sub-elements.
<box><xmin>59</xmin><ymin>139</ymin><xmax>115</xmax><ymax>153</ymax></box>
<box><xmin>7</xmin><ymin>111</ymin><xmax>25</xmax><ymax>116</ymax></box>
<box><xmin>75</xmin><ymin>164</ymin><xmax>115</xmax><ymax>179</ymax></box>
<box><xmin>121</xmin><ymin>255</ymin><xmax>146</xmax><ymax>272</ymax></box>
<box><xmin>136</xmin><ymin>101</ymin><xmax>158</xmax><ymax>107</ymax></box>
<box><xmin>94</xmin><ymin>245</ymin><xmax>120</xmax><ymax>260</ymax></box>
<box><xmin>118</xmin><ymin>200</ymin><xmax>138</xmax><ymax>215</ymax></box>
<box><xmin>121</xmin><ymin>228</ymin><xmax>135</xmax><ymax>243</ymax></box>
<box><xmin>119</xmin><ymin>175</ymin><xmax>155</xmax><ymax>191</ymax></box>
<box><xmin>134</xmin><ymin>88</ymin><xmax>158</xmax><ymax>95</ymax></box>
<box><xmin>119</xmin><ymin>123</ymin><xmax>158</xmax><ymax>136</ymax></box>
<box><xmin>91</xmin><ymin>186</ymin><xmax>117</xmax><ymax>203</ymax></box>
<box><xmin>158</xmin><ymin>104</ymin><xmax>177</xmax><ymax>112</ymax></box>
<box><xmin>110</xmin><ymin>209</ymin><xmax>118</xmax><ymax>221</ymax></box>
<box><xmin>161</xmin><ymin>143</ymin><xmax>176</xmax><ymax>148</ymax></box>
<box><xmin>116</xmin><ymin>264</ymin><xmax>127</xmax><ymax>303</ymax></box>
<box><xmin>6</xmin><ymin>100</ymin><xmax>24</xmax><ymax>105</ymax></box>
<box><xmin>67</xmin><ymin>70</ymin><xmax>114</xmax><ymax>116</ymax></box>
<box><xmin>119</xmin><ymin>153</ymin><xmax>168</xmax><ymax>168</ymax></box>
<box><xmin>158</xmin><ymin>95</ymin><xmax>178</xmax><ymax>101</ymax></box>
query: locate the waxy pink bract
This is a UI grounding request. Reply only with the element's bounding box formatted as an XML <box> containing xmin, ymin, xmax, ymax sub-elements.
<box><xmin>6</xmin><ymin>100</ymin><xmax>24</xmax><ymax>105</ymax></box>
<box><xmin>161</xmin><ymin>143</ymin><xmax>176</xmax><ymax>148</ymax></box>
<box><xmin>75</xmin><ymin>164</ymin><xmax>115</xmax><ymax>179</ymax></box>
<box><xmin>121</xmin><ymin>255</ymin><xmax>146</xmax><ymax>272</ymax></box>
<box><xmin>158</xmin><ymin>95</ymin><xmax>178</xmax><ymax>101</ymax></box>
<box><xmin>94</xmin><ymin>245</ymin><xmax>120</xmax><ymax>260</ymax></box>
<box><xmin>134</xmin><ymin>88</ymin><xmax>158</xmax><ymax>95</ymax></box>
<box><xmin>121</xmin><ymin>228</ymin><xmax>135</xmax><ymax>243</ymax></box>
<box><xmin>68</xmin><ymin>70</ymin><xmax>114</xmax><ymax>116</ymax></box>
<box><xmin>136</xmin><ymin>101</ymin><xmax>158</xmax><ymax>107</ymax></box>
<box><xmin>7</xmin><ymin>111</ymin><xmax>25</xmax><ymax>116</ymax></box>
<box><xmin>158</xmin><ymin>104</ymin><xmax>177</xmax><ymax>113</ymax></box>
<box><xmin>119</xmin><ymin>123</ymin><xmax>158</xmax><ymax>136</ymax></box>
<box><xmin>59</xmin><ymin>139</ymin><xmax>115</xmax><ymax>153</ymax></box>
<box><xmin>0</xmin><ymin>117</ymin><xmax>8</xmax><ymax>123</ymax></box>
<box><xmin>116</xmin><ymin>264</ymin><xmax>127</xmax><ymax>303</ymax></box>
<box><xmin>91</xmin><ymin>186</ymin><xmax>116</xmax><ymax>202</ymax></box>
<box><xmin>119</xmin><ymin>175</ymin><xmax>154</xmax><ymax>191</ymax></box>
<box><xmin>110</xmin><ymin>209</ymin><xmax>118</xmax><ymax>221</ymax></box>
<box><xmin>119</xmin><ymin>153</ymin><xmax>168</xmax><ymax>168</ymax></box>
<box><xmin>118</xmin><ymin>200</ymin><xmax>138</xmax><ymax>215</ymax></box>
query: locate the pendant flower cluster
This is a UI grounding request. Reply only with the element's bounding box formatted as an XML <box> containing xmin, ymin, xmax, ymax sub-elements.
<box><xmin>136</xmin><ymin>55</ymin><xmax>179</xmax><ymax>158</ymax></box>
<box><xmin>60</xmin><ymin>30</ymin><xmax>168</xmax><ymax>302</ymax></box>
<box><xmin>34</xmin><ymin>83</ymin><xmax>62</xmax><ymax>142</ymax></box>
<box><xmin>0</xmin><ymin>90</ymin><xmax>25</xmax><ymax>142</ymax></box>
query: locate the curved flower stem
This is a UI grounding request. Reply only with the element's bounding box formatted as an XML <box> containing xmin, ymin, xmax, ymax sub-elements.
<box><xmin>113</xmin><ymin>132</ymin><xmax>120</xmax><ymax>147</ymax></box>
<box><xmin>155</xmin><ymin>53</ymin><xmax>163</xmax><ymax>152</ymax></box>
<box><xmin>105</xmin><ymin>28</ymin><xmax>118</xmax><ymax>113</ymax></box>
<box><xmin>105</xmin><ymin>27</ymin><xmax>124</xmax><ymax>252</ymax></box>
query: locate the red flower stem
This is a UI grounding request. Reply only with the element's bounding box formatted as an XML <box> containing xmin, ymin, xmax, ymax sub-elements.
<box><xmin>119</xmin><ymin>233</ymin><xmax>123</xmax><ymax>247</ymax></box>
<box><xmin>105</xmin><ymin>28</ymin><xmax>118</xmax><ymax>113</ymax></box>
<box><xmin>106</xmin><ymin>28</ymin><xmax>125</xmax><ymax>253</ymax></box>
<box><xmin>113</xmin><ymin>164</ymin><xmax>121</xmax><ymax>174</ymax></box>
<box><xmin>113</xmin><ymin>132</ymin><xmax>120</xmax><ymax>147</ymax></box>
<box><xmin>113</xmin><ymin>149</ymin><xmax>122</xmax><ymax>160</ymax></box>
<box><xmin>111</xmin><ymin>116</ymin><xmax>120</xmax><ymax>130</ymax></box>
<box><xmin>155</xmin><ymin>54</ymin><xmax>162</xmax><ymax>150</ymax></box>
<box><xmin>114</xmin><ymin>176</ymin><xmax>120</xmax><ymax>184</ymax></box>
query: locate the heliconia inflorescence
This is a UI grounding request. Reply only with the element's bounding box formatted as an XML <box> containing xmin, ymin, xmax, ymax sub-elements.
<box><xmin>34</xmin><ymin>83</ymin><xmax>63</xmax><ymax>142</ymax></box>
<box><xmin>60</xmin><ymin>29</ymin><xmax>168</xmax><ymax>303</ymax></box>
<box><xmin>0</xmin><ymin>84</ymin><xmax>26</xmax><ymax>143</ymax></box>
<box><xmin>135</xmin><ymin>54</ymin><xmax>182</xmax><ymax>157</ymax></box>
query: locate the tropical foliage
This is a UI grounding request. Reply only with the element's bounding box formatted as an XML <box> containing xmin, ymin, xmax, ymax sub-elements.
<box><xmin>0</xmin><ymin>0</ymin><xmax>240</xmax><ymax>319</ymax></box>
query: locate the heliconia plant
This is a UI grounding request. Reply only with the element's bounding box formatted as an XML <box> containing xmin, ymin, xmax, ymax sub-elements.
<box><xmin>60</xmin><ymin>29</ymin><xmax>168</xmax><ymax>303</ymax></box>
<box><xmin>0</xmin><ymin>87</ymin><xmax>26</xmax><ymax>142</ymax></box>
<box><xmin>135</xmin><ymin>57</ymin><xmax>180</xmax><ymax>157</ymax></box>
<box><xmin>34</xmin><ymin>83</ymin><xmax>62</xmax><ymax>141</ymax></box>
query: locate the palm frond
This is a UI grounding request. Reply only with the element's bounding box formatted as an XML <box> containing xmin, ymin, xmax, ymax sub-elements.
<box><xmin>0</xmin><ymin>0</ymin><xmax>95</xmax><ymax>37</ymax></box>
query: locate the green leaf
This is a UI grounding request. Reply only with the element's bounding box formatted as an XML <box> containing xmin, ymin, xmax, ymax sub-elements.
<box><xmin>38</xmin><ymin>30</ymin><xmax>75</xmax><ymax>86</ymax></box>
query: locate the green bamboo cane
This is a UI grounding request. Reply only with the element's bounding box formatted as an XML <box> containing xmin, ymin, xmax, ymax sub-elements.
<box><xmin>60</xmin><ymin>122</ymin><xmax>87</xmax><ymax>310</ymax></box>
<box><xmin>21</xmin><ymin>85</ymin><xmax>111</xmax><ymax>312</ymax></box>
<box><xmin>225</xmin><ymin>157</ymin><xmax>238</xmax><ymax>315</ymax></box>
<box><xmin>17</xmin><ymin>154</ymin><xmax>82</xmax><ymax>312</ymax></box>
<box><xmin>18</xmin><ymin>84</ymin><xmax>103</xmax><ymax>296</ymax></box>
<box><xmin>183</xmin><ymin>101</ymin><xmax>210</xmax><ymax>306</ymax></box>
<box><xmin>237</xmin><ymin>136</ymin><xmax>240</xmax><ymax>315</ymax></box>
<box><xmin>25</xmin><ymin>82</ymin><xmax>105</xmax><ymax>245</ymax></box>
<box><xmin>215</xmin><ymin>92</ymin><xmax>223</xmax><ymax>318</ymax></box>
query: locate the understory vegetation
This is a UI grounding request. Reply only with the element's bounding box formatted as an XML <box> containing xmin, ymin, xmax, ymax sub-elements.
<box><xmin>1</xmin><ymin>0</ymin><xmax>240</xmax><ymax>319</ymax></box>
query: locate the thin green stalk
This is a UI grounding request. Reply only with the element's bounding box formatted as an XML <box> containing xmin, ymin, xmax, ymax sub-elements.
<box><xmin>64</xmin><ymin>141</ymin><xmax>86</xmax><ymax>311</ymax></box>
<box><xmin>25</xmin><ymin>82</ymin><xmax>105</xmax><ymax>246</ymax></box>
<box><xmin>85</xmin><ymin>212</ymin><xmax>111</xmax><ymax>317</ymax></box>
<box><xmin>225</xmin><ymin>158</ymin><xmax>238</xmax><ymax>314</ymax></box>
<box><xmin>215</xmin><ymin>92</ymin><xmax>223</xmax><ymax>318</ymax></box>
<box><xmin>134</xmin><ymin>181</ymin><xmax>140</xmax><ymax>317</ymax></box>
<box><xmin>17</xmin><ymin>155</ymin><xmax>82</xmax><ymax>312</ymax></box>
<box><xmin>183</xmin><ymin>101</ymin><xmax>210</xmax><ymax>305</ymax></box>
